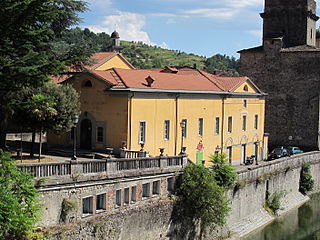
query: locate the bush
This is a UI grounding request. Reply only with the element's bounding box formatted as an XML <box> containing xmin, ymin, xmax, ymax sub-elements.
<box><xmin>0</xmin><ymin>151</ymin><xmax>41</xmax><ymax>239</ymax></box>
<box><xmin>264</xmin><ymin>191</ymin><xmax>286</xmax><ymax>215</ymax></box>
<box><xmin>210</xmin><ymin>153</ymin><xmax>237</xmax><ymax>188</ymax></box>
<box><xmin>176</xmin><ymin>164</ymin><xmax>230</xmax><ymax>231</ymax></box>
<box><xmin>299</xmin><ymin>163</ymin><xmax>314</xmax><ymax>194</ymax></box>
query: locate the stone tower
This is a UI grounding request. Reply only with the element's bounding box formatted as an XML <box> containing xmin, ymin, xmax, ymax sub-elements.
<box><xmin>108</xmin><ymin>30</ymin><xmax>122</xmax><ymax>53</ymax></box>
<box><xmin>239</xmin><ymin>0</ymin><xmax>320</xmax><ymax>151</ymax></box>
<box><xmin>261</xmin><ymin>0</ymin><xmax>318</xmax><ymax>47</ymax></box>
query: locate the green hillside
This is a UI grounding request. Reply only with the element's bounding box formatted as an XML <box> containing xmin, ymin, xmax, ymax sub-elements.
<box><xmin>121</xmin><ymin>41</ymin><xmax>206</xmax><ymax>69</ymax></box>
<box><xmin>58</xmin><ymin>28</ymin><xmax>240</xmax><ymax>74</ymax></box>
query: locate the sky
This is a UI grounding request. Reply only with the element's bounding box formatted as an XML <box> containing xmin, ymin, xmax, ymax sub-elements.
<box><xmin>79</xmin><ymin>0</ymin><xmax>267</xmax><ymax>58</ymax></box>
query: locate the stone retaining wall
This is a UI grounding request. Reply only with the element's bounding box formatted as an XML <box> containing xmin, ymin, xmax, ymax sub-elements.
<box><xmin>42</xmin><ymin>152</ymin><xmax>320</xmax><ymax>239</ymax></box>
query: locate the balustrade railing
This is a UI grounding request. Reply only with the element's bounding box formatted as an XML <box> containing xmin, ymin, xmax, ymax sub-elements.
<box><xmin>16</xmin><ymin>154</ymin><xmax>187</xmax><ymax>178</ymax></box>
<box><xmin>18</xmin><ymin>162</ymin><xmax>71</xmax><ymax>178</ymax></box>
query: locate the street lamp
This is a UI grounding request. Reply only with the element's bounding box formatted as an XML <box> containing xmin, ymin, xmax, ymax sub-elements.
<box><xmin>71</xmin><ymin>114</ymin><xmax>79</xmax><ymax>160</ymax></box>
<box><xmin>180</xmin><ymin>121</ymin><xmax>186</xmax><ymax>154</ymax></box>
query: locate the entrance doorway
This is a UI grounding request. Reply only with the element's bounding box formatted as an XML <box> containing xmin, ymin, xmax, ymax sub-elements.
<box><xmin>80</xmin><ymin>119</ymin><xmax>92</xmax><ymax>149</ymax></box>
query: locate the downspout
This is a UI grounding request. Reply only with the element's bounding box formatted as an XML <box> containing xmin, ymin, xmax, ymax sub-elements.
<box><xmin>174</xmin><ymin>94</ymin><xmax>179</xmax><ymax>156</ymax></box>
<box><xmin>221</xmin><ymin>96</ymin><xmax>226</xmax><ymax>153</ymax></box>
<box><xmin>128</xmin><ymin>92</ymin><xmax>134</xmax><ymax>150</ymax></box>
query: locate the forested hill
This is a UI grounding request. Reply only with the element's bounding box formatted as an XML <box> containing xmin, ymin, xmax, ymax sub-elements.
<box><xmin>61</xmin><ymin>28</ymin><xmax>240</xmax><ymax>75</ymax></box>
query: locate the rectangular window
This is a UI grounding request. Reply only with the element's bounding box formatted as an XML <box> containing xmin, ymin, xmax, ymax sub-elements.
<box><xmin>215</xmin><ymin>117</ymin><xmax>220</xmax><ymax>135</ymax></box>
<box><xmin>227</xmin><ymin>116</ymin><xmax>233</xmax><ymax>133</ymax></box>
<box><xmin>124</xmin><ymin>188</ymin><xmax>129</xmax><ymax>204</ymax></box>
<box><xmin>254</xmin><ymin>114</ymin><xmax>258</xmax><ymax>130</ymax></box>
<box><xmin>164</xmin><ymin>120</ymin><xmax>170</xmax><ymax>140</ymax></box>
<box><xmin>139</xmin><ymin>121</ymin><xmax>146</xmax><ymax>143</ymax></box>
<box><xmin>116</xmin><ymin>190</ymin><xmax>122</xmax><ymax>206</ymax></box>
<box><xmin>227</xmin><ymin>147</ymin><xmax>232</xmax><ymax>164</ymax></box>
<box><xmin>243</xmin><ymin>100</ymin><xmax>248</xmax><ymax>108</ymax></box>
<box><xmin>131</xmin><ymin>186</ymin><xmax>137</xmax><ymax>203</ymax></box>
<box><xmin>241</xmin><ymin>144</ymin><xmax>246</xmax><ymax>164</ymax></box>
<box><xmin>152</xmin><ymin>181</ymin><xmax>160</xmax><ymax>195</ymax></box>
<box><xmin>142</xmin><ymin>183</ymin><xmax>150</xmax><ymax>198</ymax></box>
<box><xmin>96</xmin><ymin>193</ymin><xmax>106</xmax><ymax>211</ymax></box>
<box><xmin>198</xmin><ymin>118</ymin><xmax>203</xmax><ymax>136</ymax></box>
<box><xmin>97</xmin><ymin>127</ymin><xmax>104</xmax><ymax>143</ymax></box>
<box><xmin>242</xmin><ymin>116</ymin><xmax>247</xmax><ymax>131</ymax></box>
<box><xmin>167</xmin><ymin>177</ymin><xmax>175</xmax><ymax>192</ymax></box>
<box><xmin>181</xmin><ymin>119</ymin><xmax>187</xmax><ymax>138</ymax></box>
<box><xmin>82</xmin><ymin>196</ymin><xmax>93</xmax><ymax>214</ymax></box>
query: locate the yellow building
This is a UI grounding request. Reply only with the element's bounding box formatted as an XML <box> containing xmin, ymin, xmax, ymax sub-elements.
<box><xmin>48</xmin><ymin>62</ymin><xmax>268</xmax><ymax>165</ymax></box>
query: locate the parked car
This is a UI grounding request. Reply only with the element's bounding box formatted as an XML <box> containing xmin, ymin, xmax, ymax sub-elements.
<box><xmin>286</xmin><ymin>146</ymin><xmax>303</xmax><ymax>155</ymax></box>
<box><xmin>268</xmin><ymin>148</ymin><xmax>290</xmax><ymax>160</ymax></box>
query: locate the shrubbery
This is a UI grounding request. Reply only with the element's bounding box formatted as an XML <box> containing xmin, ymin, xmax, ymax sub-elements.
<box><xmin>299</xmin><ymin>163</ymin><xmax>314</xmax><ymax>195</ymax></box>
<box><xmin>0</xmin><ymin>151</ymin><xmax>41</xmax><ymax>239</ymax></box>
<box><xmin>176</xmin><ymin>154</ymin><xmax>237</xmax><ymax>234</ymax></box>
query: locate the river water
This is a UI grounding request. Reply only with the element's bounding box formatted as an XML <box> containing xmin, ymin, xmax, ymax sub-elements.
<box><xmin>242</xmin><ymin>193</ymin><xmax>320</xmax><ymax>240</ymax></box>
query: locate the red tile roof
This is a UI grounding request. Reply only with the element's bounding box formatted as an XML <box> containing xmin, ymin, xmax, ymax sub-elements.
<box><xmin>58</xmin><ymin>65</ymin><xmax>261</xmax><ymax>94</ymax></box>
<box><xmin>52</xmin><ymin>52</ymin><xmax>134</xmax><ymax>84</ymax></box>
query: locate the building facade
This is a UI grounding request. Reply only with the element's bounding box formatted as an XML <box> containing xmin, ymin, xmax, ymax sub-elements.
<box><xmin>239</xmin><ymin>0</ymin><xmax>320</xmax><ymax>150</ymax></box>
<box><xmin>48</xmin><ymin>64</ymin><xmax>267</xmax><ymax>165</ymax></box>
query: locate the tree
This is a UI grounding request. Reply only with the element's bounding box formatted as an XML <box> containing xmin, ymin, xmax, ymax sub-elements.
<box><xmin>176</xmin><ymin>164</ymin><xmax>230</xmax><ymax>235</ymax></box>
<box><xmin>210</xmin><ymin>153</ymin><xmax>237</xmax><ymax>189</ymax></box>
<box><xmin>12</xmin><ymin>83</ymin><xmax>80</xmax><ymax>157</ymax></box>
<box><xmin>0</xmin><ymin>151</ymin><xmax>40</xmax><ymax>239</ymax></box>
<box><xmin>0</xmin><ymin>0</ymin><xmax>91</xmax><ymax>150</ymax></box>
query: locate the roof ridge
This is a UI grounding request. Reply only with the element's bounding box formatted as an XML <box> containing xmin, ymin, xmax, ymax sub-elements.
<box><xmin>197</xmin><ymin>69</ymin><xmax>225</xmax><ymax>91</ymax></box>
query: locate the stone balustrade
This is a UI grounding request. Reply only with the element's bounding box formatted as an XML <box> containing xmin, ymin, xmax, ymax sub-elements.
<box><xmin>17</xmin><ymin>154</ymin><xmax>188</xmax><ymax>179</ymax></box>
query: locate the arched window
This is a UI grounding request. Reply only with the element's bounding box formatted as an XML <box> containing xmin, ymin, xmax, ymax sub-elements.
<box><xmin>243</xmin><ymin>85</ymin><xmax>248</xmax><ymax>92</ymax></box>
<box><xmin>83</xmin><ymin>80</ymin><xmax>92</xmax><ymax>88</ymax></box>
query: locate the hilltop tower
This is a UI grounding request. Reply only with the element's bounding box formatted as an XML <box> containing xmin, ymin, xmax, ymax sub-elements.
<box><xmin>261</xmin><ymin>0</ymin><xmax>318</xmax><ymax>48</ymax></box>
<box><xmin>108</xmin><ymin>30</ymin><xmax>122</xmax><ymax>53</ymax></box>
<box><xmin>239</xmin><ymin>0</ymin><xmax>320</xmax><ymax>150</ymax></box>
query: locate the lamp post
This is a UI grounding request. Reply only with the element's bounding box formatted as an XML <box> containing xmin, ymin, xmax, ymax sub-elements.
<box><xmin>180</xmin><ymin>121</ymin><xmax>185</xmax><ymax>154</ymax></box>
<box><xmin>71</xmin><ymin>114</ymin><xmax>79</xmax><ymax>160</ymax></box>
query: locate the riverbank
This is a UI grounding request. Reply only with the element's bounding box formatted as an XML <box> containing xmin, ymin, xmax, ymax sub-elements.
<box><xmin>40</xmin><ymin>151</ymin><xmax>320</xmax><ymax>239</ymax></box>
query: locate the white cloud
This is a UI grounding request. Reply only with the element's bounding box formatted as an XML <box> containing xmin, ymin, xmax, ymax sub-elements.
<box><xmin>247</xmin><ymin>30</ymin><xmax>262</xmax><ymax>38</ymax></box>
<box><xmin>159</xmin><ymin>42</ymin><xmax>169</xmax><ymax>49</ymax></box>
<box><xmin>87</xmin><ymin>11</ymin><xmax>156</xmax><ymax>46</ymax></box>
<box><xmin>225</xmin><ymin>0</ymin><xmax>263</xmax><ymax>8</ymax></box>
<box><xmin>183</xmin><ymin>8</ymin><xmax>238</xmax><ymax>19</ymax></box>
<box><xmin>85</xmin><ymin>0</ymin><xmax>112</xmax><ymax>12</ymax></box>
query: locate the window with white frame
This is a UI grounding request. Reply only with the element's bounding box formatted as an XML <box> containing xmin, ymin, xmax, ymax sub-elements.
<box><xmin>167</xmin><ymin>177</ymin><xmax>175</xmax><ymax>192</ymax></box>
<box><xmin>164</xmin><ymin>120</ymin><xmax>170</xmax><ymax>140</ymax></box>
<box><xmin>124</xmin><ymin>188</ymin><xmax>129</xmax><ymax>204</ymax></box>
<box><xmin>131</xmin><ymin>186</ymin><xmax>137</xmax><ymax>203</ymax></box>
<box><xmin>96</xmin><ymin>126</ymin><xmax>104</xmax><ymax>143</ymax></box>
<box><xmin>254</xmin><ymin>114</ymin><xmax>259</xmax><ymax>130</ymax></box>
<box><xmin>182</xmin><ymin>119</ymin><xmax>187</xmax><ymax>138</ymax></box>
<box><xmin>116</xmin><ymin>190</ymin><xmax>122</xmax><ymax>206</ymax></box>
<box><xmin>142</xmin><ymin>183</ymin><xmax>150</xmax><ymax>198</ymax></box>
<box><xmin>242</xmin><ymin>115</ymin><xmax>247</xmax><ymax>131</ymax></box>
<box><xmin>215</xmin><ymin>117</ymin><xmax>220</xmax><ymax>135</ymax></box>
<box><xmin>198</xmin><ymin>118</ymin><xmax>204</xmax><ymax>136</ymax></box>
<box><xmin>152</xmin><ymin>181</ymin><xmax>160</xmax><ymax>195</ymax></box>
<box><xmin>227</xmin><ymin>116</ymin><xmax>233</xmax><ymax>133</ymax></box>
<box><xmin>139</xmin><ymin>121</ymin><xmax>146</xmax><ymax>143</ymax></box>
<box><xmin>82</xmin><ymin>196</ymin><xmax>93</xmax><ymax>214</ymax></box>
<box><xmin>96</xmin><ymin>193</ymin><xmax>106</xmax><ymax>211</ymax></box>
